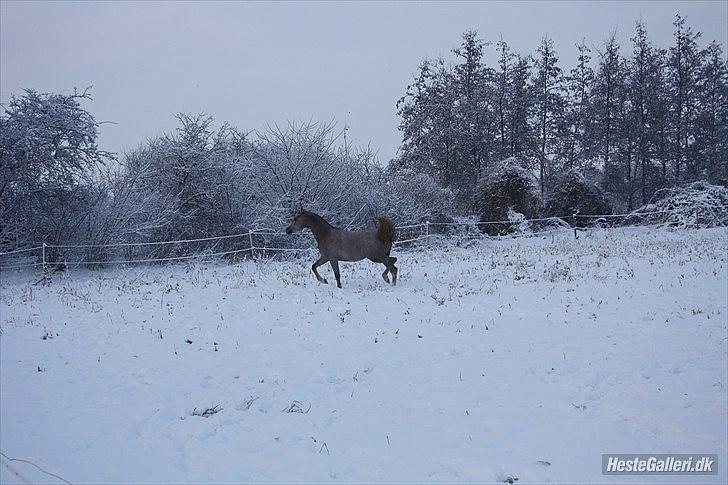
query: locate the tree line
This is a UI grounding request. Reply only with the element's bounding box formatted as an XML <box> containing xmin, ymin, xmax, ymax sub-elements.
<box><xmin>394</xmin><ymin>14</ymin><xmax>727</xmax><ymax>213</ymax></box>
<box><xmin>1</xmin><ymin>13</ymin><xmax>725</xmax><ymax>262</ymax></box>
<box><xmin>0</xmin><ymin>91</ymin><xmax>450</xmax><ymax>260</ymax></box>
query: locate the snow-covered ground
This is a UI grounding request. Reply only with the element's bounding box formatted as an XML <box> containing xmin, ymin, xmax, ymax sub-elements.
<box><xmin>1</xmin><ymin>227</ymin><xmax>726</xmax><ymax>484</ymax></box>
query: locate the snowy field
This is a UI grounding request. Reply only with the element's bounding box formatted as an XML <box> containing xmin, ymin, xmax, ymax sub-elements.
<box><xmin>1</xmin><ymin>227</ymin><xmax>726</xmax><ymax>484</ymax></box>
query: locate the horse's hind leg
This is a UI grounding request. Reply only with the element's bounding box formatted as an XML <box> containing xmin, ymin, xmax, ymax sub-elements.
<box><xmin>369</xmin><ymin>256</ymin><xmax>391</xmax><ymax>283</ymax></box>
<box><xmin>381</xmin><ymin>266</ymin><xmax>390</xmax><ymax>284</ymax></box>
<box><xmin>312</xmin><ymin>256</ymin><xmax>329</xmax><ymax>284</ymax></box>
<box><xmin>330</xmin><ymin>259</ymin><xmax>342</xmax><ymax>289</ymax></box>
<box><xmin>379</xmin><ymin>257</ymin><xmax>397</xmax><ymax>285</ymax></box>
<box><xmin>387</xmin><ymin>257</ymin><xmax>398</xmax><ymax>286</ymax></box>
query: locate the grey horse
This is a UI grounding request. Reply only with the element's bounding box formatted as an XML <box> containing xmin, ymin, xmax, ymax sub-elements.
<box><xmin>285</xmin><ymin>209</ymin><xmax>398</xmax><ymax>288</ymax></box>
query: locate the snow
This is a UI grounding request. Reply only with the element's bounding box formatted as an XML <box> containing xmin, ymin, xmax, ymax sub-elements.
<box><xmin>1</xmin><ymin>227</ymin><xmax>726</xmax><ymax>483</ymax></box>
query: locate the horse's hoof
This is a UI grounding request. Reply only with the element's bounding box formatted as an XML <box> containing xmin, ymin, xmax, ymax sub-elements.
<box><xmin>321</xmin><ymin>279</ymin><xmax>328</xmax><ymax>284</ymax></box>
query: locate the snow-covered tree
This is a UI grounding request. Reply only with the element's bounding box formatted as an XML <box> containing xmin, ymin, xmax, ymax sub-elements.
<box><xmin>627</xmin><ymin>21</ymin><xmax>670</xmax><ymax>205</ymax></box>
<box><xmin>668</xmin><ymin>13</ymin><xmax>704</xmax><ymax>182</ymax></box>
<box><xmin>530</xmin><ymin>36</ymin><xmax>567</xmax><ymax>194</ymax></box>
<box><xmin>590</xmin><ymin>34</ymin><xmax>626</xmax><ymax>195</ymax></box>
<box><xmin>695</xmin><ymin>41</ymin><xmax>728</xmax><ymax>183</ymax></box>
<box><xmin>563</xmin><ymin>40</ymin><xmax>595</xmax><ymax>170</ymax></box>
<box><xmin>0</xmin><ymin>88</ymin><xmax>113</xmax><ymax>251</ymax></box>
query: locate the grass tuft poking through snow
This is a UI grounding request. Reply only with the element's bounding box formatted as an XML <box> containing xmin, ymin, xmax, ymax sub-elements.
<box><xmin>1</xmin><ymin>227</ymin><xmax>726</xmax><ymax>483</ymax></box>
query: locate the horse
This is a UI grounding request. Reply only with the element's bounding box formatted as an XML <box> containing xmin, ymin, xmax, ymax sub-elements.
<box><xmin>285</xmin><ymin>208</ymin><xmax>398</xmax><ymax>288</ymax></box>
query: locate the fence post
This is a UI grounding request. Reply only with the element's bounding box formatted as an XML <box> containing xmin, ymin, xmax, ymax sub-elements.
<box><xmin>572</xmin><ymin>213</ymin><xmax>578</xmax><ymax>239</ymax></box>
<box><xmin>425</xmin><ymin>220</ymin><xmax>430</xmax><ymax>239</ymax></box>
<box><xmin>42</xmin><ymin>242</ymin><xmax>47</xmax><ymax>272</ymax></box>
<box><xmin>248</xmin><ymin>232</ymin><xmax>254</xmax><ymax>258</ymax></box>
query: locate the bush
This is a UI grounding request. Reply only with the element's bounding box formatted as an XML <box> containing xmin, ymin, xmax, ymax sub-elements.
<box><xmin>476</xmin><ymin>158</ymin><xmax>541</xmax><ymax>235</ymax></box>
<box><xmin>631</xmin><ymin>181</ymin><xmax>728</xmax><ymax>228</ymax></box>
<box><xmin>545</xmin><ymin>170</ymin><xmax>612</xmax><ymax>227</ymax></box>
<box><xmin>383</xmin><ymin>170</ymin><xmax>454</xmax><ymax>225</ymax></box>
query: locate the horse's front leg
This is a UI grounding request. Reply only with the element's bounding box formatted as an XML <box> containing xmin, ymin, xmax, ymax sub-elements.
<box><xmin>312</xmin><ymin>256</ymin><xmax>329</xmax><ymax>284</ymax></box>
<box><xmin>330</xmin><ymin>260</ymin><xmax>342</xmax><ymax>288</ymax></box>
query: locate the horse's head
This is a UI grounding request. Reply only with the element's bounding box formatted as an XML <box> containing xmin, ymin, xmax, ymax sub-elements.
<box><xmin>285</xmin><ymin>209</ymin><xmax>308</xmax><ymax>234</ymax></box>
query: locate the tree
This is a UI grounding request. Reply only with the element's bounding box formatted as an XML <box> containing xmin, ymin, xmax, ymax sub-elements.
<box><xmin>627</xmin><ymin>21</ymin><xmax>669</xmax><ymax>204</ymax></box>
<box><xmin>396</xmin><ymin>58</ymin><xmax>458</xmax><ymax>187</ymax></box>
<box><xmin>668</xmin><ymin>13</ymin><xmax>704</xmax><ymax>182</ymax></box>
<box><xmin>507</xmin><ymin>54</ymin><xmax>535</xmax><ymax>160</ymax></box>
<box><xmin>451</xmin><ymin>30</ymin><xmax>495</xmax><ymax>210</ymax></box>
<box><xmin>591</xmin><ymin>34</ymin><xmax>626</xmax><ymax>195</ymax></box>
<box><xmin>0</xmin><ymin>88</ymin><xmax>113</xmax><ymax>250</ymax></box>
<box><xmin>695</xmin><ymin>41</ymin><xmax>728</xmax><ymax>183</ymax></box>
<box><xmin>495</xmin><ymin>35</ymin><xmax>516</xmax><ymax>161</ymax></box>
<box><xmin>563</xmin><ymin>40</ymin><xmax>595</xmax><ymax>170</ymax></box>
<box><xmin>531</xmin><ymin>36</ymin><xmax>566</xmax><ymax>194</ymax></box>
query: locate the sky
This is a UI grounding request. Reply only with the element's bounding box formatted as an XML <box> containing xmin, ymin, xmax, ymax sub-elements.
<box><xmin>1</xmin><ymin>1</ymin><xmax>726</xmax><ymax>164</ymax></box>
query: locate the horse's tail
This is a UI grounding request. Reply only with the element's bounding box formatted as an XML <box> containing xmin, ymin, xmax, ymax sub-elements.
<box><xmin>377</xmin><ymin>216</ymin><xmax>396</xmax><ymax>244</ymax></box>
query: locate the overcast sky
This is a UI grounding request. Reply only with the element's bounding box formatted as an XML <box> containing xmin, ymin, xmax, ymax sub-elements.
<box><xmin>1</xmin><ymin>1</ymin><xmax>726</xmax><ymax>163</ymax></box>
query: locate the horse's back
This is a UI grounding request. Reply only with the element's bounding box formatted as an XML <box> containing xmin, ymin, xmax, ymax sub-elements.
<box><xmin>320</xmin><ymin>228</ymin><xmax>390</xmax><ymax>262</ymax></box>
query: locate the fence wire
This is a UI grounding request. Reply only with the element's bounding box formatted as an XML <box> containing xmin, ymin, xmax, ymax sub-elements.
<box><xmin>0</xmin><ymin>209</ymin><xmax>692</xmax><ymax>271</ymax></box>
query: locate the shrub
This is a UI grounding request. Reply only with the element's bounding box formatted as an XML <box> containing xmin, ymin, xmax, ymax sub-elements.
<box><xmin>631</xmin><ymin>181</ymin><xmax>728</xmax><ymax>228</ymax></box>
<box><xmin>476</xmin><ymin>158</ymin><xmax>541</xmax><ymax>235</ymax></box>
<box><xmin>383</xmin><ymin>170</ymin><xmax>454</xmax><ymax>225</ymax></box>
<box><xmin>545</xmin><ymin>170</ymin><xmax>612</xmax><ymax>227</ymax></box>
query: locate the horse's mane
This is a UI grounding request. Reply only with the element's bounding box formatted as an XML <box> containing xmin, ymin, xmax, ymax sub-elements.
<box><xmin>304</xmin><ymin>210</ymin><xmax>334</xmax><ymax>229</ymax></box>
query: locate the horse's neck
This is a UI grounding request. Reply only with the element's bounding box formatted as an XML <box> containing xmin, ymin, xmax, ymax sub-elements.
<box><xmin>307</xmin><ymin>214</ymin><xmax>334</xmax><ymax>240</ymax></box>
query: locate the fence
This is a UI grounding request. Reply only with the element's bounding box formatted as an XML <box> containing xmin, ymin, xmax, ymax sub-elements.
<box><xmin>0</xmin><ymin>209</ymin><xmax>694</xmax><ymax>272</ymax></box>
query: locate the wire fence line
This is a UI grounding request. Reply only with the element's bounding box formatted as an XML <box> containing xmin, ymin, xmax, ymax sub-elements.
<box><xmin>0</xmin><ymin>209</ymin><xmax>684</xmax><ymax>271</ymax></box>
